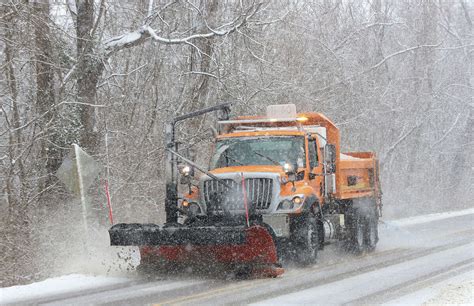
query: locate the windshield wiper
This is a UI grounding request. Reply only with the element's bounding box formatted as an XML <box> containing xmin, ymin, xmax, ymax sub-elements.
<box><xmin>252</xmin><ymin>150</ymin><xmax>281</xmax><ymax>166</ymax></box>
<box><xmin>224</xmin><ymin>152</ymin><xmax>244</xmax><ymax>166</ymax></box>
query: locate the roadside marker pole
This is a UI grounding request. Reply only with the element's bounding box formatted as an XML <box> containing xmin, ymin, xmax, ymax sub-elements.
<box><xmin>74</xmin><ymin>144</ymin><xmax>89</xmax><ymax>235</ymax></box>
<box><xmin>73</xmin><ymin>144</ymin><xmax>89</xmax><ymax>256</ymax></box>
<box><xmin>105</xmin><ymin>180</ymin><xmax>114</xmax><ymax>225</ymax></box>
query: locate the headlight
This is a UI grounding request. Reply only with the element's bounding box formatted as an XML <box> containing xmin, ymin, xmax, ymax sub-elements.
<box><xmin>277</xmin><ymin>196</ymin><xmax>304</xmax><ymax>211</ymax></box>
<box><xmin>189</xmin><ymin>202</ymin><xmax>201</xmax><ymax>215</ymax></box>
<box><xmin>180</xmin><ymin>165</ymin><xmax>191</xmax><ymax>176</ymax></box>
<box><xmin>180</xmin><ymin>201</ymin><xmax>201</xmax><ymax>216</ymax></box>
<box><xmin>278</xmin><ymin>199</ymin><xmax>294</xmax><ymax>210</ymax></box>
<box><xmin>292</xmin><ymin>196</ymin><xmax>303</xmax><ymax>205</ymax></box>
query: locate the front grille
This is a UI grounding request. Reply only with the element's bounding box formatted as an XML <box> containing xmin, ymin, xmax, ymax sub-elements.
<box><xmin>203</xmin><ymin>178</ymin><xmax>273</xmax><ymax>213</ymax></box>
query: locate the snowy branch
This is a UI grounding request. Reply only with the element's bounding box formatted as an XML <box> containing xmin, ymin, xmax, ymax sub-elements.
<box><xmin>430</xmin><ymin>113</ymin><xmax>462</xmax><ymax>148</ymax></box>
<box><xmin>182</xmin><ymin>71</ymin><xmax>218</xmax><ymax>79</ymax></box>
<box><xmin>312</xmin><ymin>44</ymin><xmax>441</xmax><ymax>95</ymax></box>
<box><xmin>102</xmin><ymin>2</ymin><xmax>262</xmax><ymax>57</ymax></box>
<box><xmin>381</xmin><ymin>116</ymin><xmax>429</xmax><ymax>162</ymax></box>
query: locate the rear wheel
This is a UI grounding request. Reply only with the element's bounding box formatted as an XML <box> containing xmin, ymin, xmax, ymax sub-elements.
<box><xmin>346</xmin><ymin>198</ymin><xmax>379</xmax><ymax>253</ymax></box>
<box><xmin>351</xmin><ymin>214</ymin><xmax>365</xmax><ymax>254</ymax></box>
<box><xmin>365</xmin><ymin>215</ymin><xmax>378</xmax><ymax>252</ymax></box>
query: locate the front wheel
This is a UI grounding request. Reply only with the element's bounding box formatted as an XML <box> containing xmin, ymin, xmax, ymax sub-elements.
<box><xmin>294</xmin><ymin>217</ymin><xmax>319</xmax><ymax>265</ymax></box>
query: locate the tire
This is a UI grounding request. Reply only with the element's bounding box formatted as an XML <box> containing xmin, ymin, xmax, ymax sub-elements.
<box><xmin>317</xmin><ymin>217</ymin><xmax>325</xmax><ymax>250</ymax></box>
<box><xmin>365</xmin><ymin>215</ymin><xmax>378</xmax><ymax>252</ymax></box>
<box><xmin>294</xmin><ymin>217</ymin><xmax>319</xmax><ymax>265</ymax></box>
<box><xmin>346</xmin><ymin>198</ymin><xmax>379</xmax><ymax>253</ymax></box>
<box><xmin>352</xmin><ymin>214</ymin><xmax>365</xmax><ymax>254</ymax></box>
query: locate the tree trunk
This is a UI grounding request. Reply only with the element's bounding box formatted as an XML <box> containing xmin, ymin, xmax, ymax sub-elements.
<box><xmin>75</xmin><ymin>0</ymin><xmax>104</xmax><ymax>153</ymax></box>
<box><xmin>187</xmin><ymin>0</ymin><xmax>218</xmax><ymax>132</ymax></box>
<box><xmin>32</xmin><ymin>0</ymin><xmax>60</xmax><ymax>187</ymax></box>
<box><xmin>3</xmin><ymin>9</ymin><xmax>26</xmax><ymax>213</ymax></box>
<box><xmin>405</xmin><ymin>1</ymin><xmax>437</xmax><ymax>199</ymax></box>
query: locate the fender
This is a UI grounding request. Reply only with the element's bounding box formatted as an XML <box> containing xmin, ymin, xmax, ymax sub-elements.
<box><xmin>302</xmin><ymin>194</ymin><xmax>319</xmax><ymax>214</ymax></box>
<box><xmin>351</xmin><ymin>197</ymin><xmax>377</xmax><ymax>218</ymax></box>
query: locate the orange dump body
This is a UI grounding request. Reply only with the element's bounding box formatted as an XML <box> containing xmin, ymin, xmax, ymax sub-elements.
<box><xmin>339</xmin><ymin>152</ymin><xmax>381</xmax><ymax>200</ymax></box>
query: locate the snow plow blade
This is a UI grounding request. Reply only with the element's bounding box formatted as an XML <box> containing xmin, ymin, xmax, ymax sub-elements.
<box><xmin>109</xmin><ymin>223</ymin><xmax>247</xmax><ymax>246</ymax></box>
<box><xmin>109</xmin><ymin>223</ymin><xmax>280</xmax><ymax>266</ymax></box>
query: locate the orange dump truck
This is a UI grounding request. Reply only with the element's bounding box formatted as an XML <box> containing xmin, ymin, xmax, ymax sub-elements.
<box><xmin>109</xmin><ymin>104</ymin><xmax>382</xmax><ymax>276</ymax></box>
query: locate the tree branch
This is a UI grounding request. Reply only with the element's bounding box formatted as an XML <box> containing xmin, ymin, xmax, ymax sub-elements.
<box><xmin>102</xmin><ymin>2</ymin><xmax>263</xmax><ymax>57</ymax></box>
<box><xmin>381</xmin><ymin>115</ymin><xmax>428</xmax><ymax>163</ymax></box>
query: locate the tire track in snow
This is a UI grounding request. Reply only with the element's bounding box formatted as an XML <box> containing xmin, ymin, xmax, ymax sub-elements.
<box><xmin>250</xmin><ymin>242</ymin><xmax>474</xmax><ymax>305</ymax></box>
<box><xmin>153</xmin><ymin>236</ymin><xmax>473</xmax><ymax>305</ymax></box>
<box><xmin>349</xmin><ymin>260</ymin><xmax>474</xmax><ymax>305</ymax></box>
<box><xmin>40</xmin><ymin>279</ymin><xmax>208</xmax><ymax>306</ymax></box>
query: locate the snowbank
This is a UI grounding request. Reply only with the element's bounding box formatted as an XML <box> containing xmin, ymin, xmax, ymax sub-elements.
<box><xmin>425</xmin><ymin>278</ymin><xmax>474</xmax><ymax>305</ymax></box>
<box><xmin>388</xmin><ymin>207</ymin><xmax>474</xmax><ymax>227</ymax></box>
<box><xmin>385</xmin><ymin>270</ymin><xmax>474</xmax><ymax>306</ymax></box>
<box><xmin>0</xmin><ymin>274</ymin><xmax>129</xmax><ymax>305</ymax></box>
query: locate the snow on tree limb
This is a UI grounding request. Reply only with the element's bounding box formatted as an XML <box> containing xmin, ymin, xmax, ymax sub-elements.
<box><xmin>103</xmin><ymin>2</ymin><xmax>262</xmax><ymax>57</ymax></box>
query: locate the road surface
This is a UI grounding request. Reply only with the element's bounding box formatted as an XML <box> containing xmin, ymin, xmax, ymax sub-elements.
<box><xmin>4</xmin><ymin>210</ymin><xmax>473</xmax><ymax>305</ymax></box>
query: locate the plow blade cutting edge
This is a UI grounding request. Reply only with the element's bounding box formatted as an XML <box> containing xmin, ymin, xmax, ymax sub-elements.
<box><xmin>109</xmin><ymin>224</ymin><xmax>282</xmax><ymax>271</ymax></box>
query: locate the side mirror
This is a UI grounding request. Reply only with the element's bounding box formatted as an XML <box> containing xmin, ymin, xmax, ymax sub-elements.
<box><xmin>179</xmin><ymin>164</ymin><xmax>195</xmax><ymax>182</ymax></box>
<box><xmin>324</xmin><ymin>144</ymin><xmax>336</xmax><ymax>174</ymax></box>
<box><xmin>282</xmin><ymin>161</ymin><xmax>298</xmax><ymax>176</ymax></box>
<box><xmin>179</xmin><ymin>164</ymin><xmax>195</xmax><ymax>194</ymax></box>
<box><xmin>324</xmin><ymin>144</ymin><xmax>336</xmax><ymax>163</ymax></box>
<box><xmin>178</xmin><ymin>147</ymin><xmax>196</xmax><ymax>182</ymax></box>
<box><xmin>282</xmin><ymin>161</ymin><xmax>298</xmax><ymax>192</ymax></box>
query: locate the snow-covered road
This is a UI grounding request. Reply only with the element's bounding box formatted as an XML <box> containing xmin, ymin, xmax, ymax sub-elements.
<box><xmin>2</xmin><ymin>209</ymin><xmax>473</xmax><ymax>305</ymax></box>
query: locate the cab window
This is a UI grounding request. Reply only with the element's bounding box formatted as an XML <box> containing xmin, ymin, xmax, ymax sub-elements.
<box><xmin>308</xmin><ymin>139</ymin><xmax>318</xmax><ymax>168</ymax></box>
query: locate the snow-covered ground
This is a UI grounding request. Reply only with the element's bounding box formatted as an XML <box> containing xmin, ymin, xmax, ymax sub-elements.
<box><xmin>252</xmin><ymin>242</ymin><xmax>473</xmax><ymax>305</ymax></box>
<box><xmin>1</xmin><ymin>208</ymin><xmax>473</xmax><ymax>305</ymax></box>
<box><xmin>0</xmin><ymin>274</ymin><xmax>129</xmax><ymax>305</ymax></box>
<box><xmin>385</xmin><ymin>270</ymin><xmax>474</xmax><ymax>306</ymax></box>
<box><xmin>386</xmin><ymin>208</ymin><xmax>474</xmax><ymax>227</ymax></box>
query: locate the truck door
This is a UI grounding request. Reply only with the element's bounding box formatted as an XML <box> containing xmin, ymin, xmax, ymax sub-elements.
<box><xmin>307</xmin><ymin>136</ymin><xmax>324</xmax><ymax>203</ymax></box>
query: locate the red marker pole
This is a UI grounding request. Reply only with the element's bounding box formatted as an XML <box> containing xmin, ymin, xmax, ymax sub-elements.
<box><xmin>104</xmin><ymin>180</ymin><xmax>114</xmax><ymax>225</ymax></box>
<box><xmin>241</xmin><ymin>173</ymin><xmax>250</xmax><ymax>227</ymax></box>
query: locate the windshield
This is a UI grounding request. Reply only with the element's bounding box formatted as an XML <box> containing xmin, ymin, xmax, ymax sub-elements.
<box><xmin>210</xmin><ymin>136</ymin><xmax>306</xmax><ymax>169</ymax></box>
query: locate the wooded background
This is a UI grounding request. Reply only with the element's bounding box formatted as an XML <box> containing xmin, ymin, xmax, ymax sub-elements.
<box><xmin>1</xmin><ymin>0</ymin><xmax>472</xmax><ymax>286</ymax></box>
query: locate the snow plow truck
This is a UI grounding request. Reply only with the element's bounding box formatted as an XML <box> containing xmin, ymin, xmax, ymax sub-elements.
<box><xmin>109</xmin><ymin>103</ymin><xmax>382</xmax><ymax>277</ymax></box>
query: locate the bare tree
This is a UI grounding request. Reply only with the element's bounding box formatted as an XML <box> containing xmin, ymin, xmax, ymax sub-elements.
<box><xmin>69</xmin><ymin>0</ymin><xmax>263</xmax><ymax>152</ymax></box>
<box><xmin>32</xmin><ymin>0</ymin><xmax>59</xmax><ymax>187</ymax></box>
